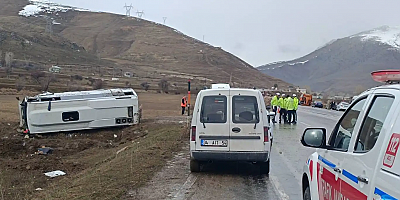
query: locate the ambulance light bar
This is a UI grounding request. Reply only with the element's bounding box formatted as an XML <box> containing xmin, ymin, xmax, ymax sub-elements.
<box><xmin>371</xmin><ymin>70</ymin><xmax>400</xmax><ymax>84</ymax></box>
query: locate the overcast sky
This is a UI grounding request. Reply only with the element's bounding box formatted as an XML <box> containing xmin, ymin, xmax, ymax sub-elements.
<box><xmin>51</xmin><ymin>0</ymin><xmax>400</xmax><ymax>66</ymax></box>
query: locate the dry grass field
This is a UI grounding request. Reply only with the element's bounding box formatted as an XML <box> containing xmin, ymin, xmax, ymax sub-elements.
<box><xmin>0</xmin><ymin>92</ymin><xmax>191</xmax><ymax>200</ymax></box>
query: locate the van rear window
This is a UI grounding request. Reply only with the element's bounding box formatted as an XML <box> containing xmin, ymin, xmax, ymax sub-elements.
<box><xmin>200</xmin><ymin>96</ymin><xmax>227</xmax><ymax>123</ymax></box>
<box><xmin>232</xmin><ymin>96</ymin><xmax>259</xmax><ymax>123</ymax></box>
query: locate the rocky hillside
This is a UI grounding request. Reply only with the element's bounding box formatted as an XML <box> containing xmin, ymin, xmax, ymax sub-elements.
<box><xmin>0</xmin><ymin>0</ymin><xmax>289</xmax><ymax>90</ymax></box>
<box><xmin>259</xmin><ymin>26</ymin><xmax>400</xmax><ymax>94</ymax></box>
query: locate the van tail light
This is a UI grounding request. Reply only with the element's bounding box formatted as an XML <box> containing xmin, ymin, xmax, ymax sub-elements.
<box><xmin>264</xmin><ymin>127</ymin><xmax>269</xmax><ymax>142</ymax></box>
<box><xmin>191</xmin><ymin>126</ymin><xmax>196</xmax><ymax>141</ymax></box>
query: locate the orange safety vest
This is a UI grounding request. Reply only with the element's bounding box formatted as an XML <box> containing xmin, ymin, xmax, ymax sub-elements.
<box><xmin>181</xmin><ymin>97</ymin><xmax>187</xmax><ymax>107</ymax></box>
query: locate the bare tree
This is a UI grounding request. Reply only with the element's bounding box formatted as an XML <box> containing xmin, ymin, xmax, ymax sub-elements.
<box><xmin>158</xmin><ymin>79</ymin><xmax>169</xmax><ymax>93</ymax></box>
<box><xmin>93</xmin><ymin>79</ymin><xmax>104</xmax><ymax>89</ymax></box>
<box><xmin>41</xmin><ymin>73</ymin><xmax>56</xmax><ymax>91</ymax></box>
<box><xmin>140</xmin><ymin>82</ymin><xmax>150</xmax><ymax>91</ymax></box>
<box><xmin>15</xmin><ymin>78</ymin><xmax>25</xmax><ymax>91</ymax></box>
<box><xmin>30</xmin><ymin>71</ymin><xmax>56</xmax><ymax>91</ymax></box>
<box><xmin>31</xmin><ymin>71</ymin><xmax>46</xmax><ymax>84</ymax></box>
<box><xmin>4</xmin><ymin>52</ymin><xmax>14</xmax><ymax>78</ymax></box>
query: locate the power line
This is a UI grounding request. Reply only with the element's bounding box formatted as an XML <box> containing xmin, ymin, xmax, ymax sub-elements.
<box><xmin>123</xmin><ymin>3</ymin><xmax>133</xmax><ymax>17</ymax></box>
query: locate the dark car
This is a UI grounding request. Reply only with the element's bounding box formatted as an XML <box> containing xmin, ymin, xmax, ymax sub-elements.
<box><xmin>312</xmin><ymin>101</ymin><xmax>323</xmax><ymax>108</ymax></box>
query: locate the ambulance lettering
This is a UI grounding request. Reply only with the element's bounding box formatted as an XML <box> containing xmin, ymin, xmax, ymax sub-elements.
<box><xmin>383</xmin><ymin>133</ymin><xmax>400</xmax><ymax>168</ymax></box>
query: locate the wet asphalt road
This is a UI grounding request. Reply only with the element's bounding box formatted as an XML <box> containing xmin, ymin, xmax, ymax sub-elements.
<box><xmin>132</xmin><ymin>106</ymin><xmax>344</xmax><ymax>200</ymax></box>
<box><xmin>186</xmin><ymin>106</ymin><xmax>343</xmax><ymax>200</ymax></box>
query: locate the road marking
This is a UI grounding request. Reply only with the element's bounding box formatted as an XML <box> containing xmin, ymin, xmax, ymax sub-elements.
<box><xmin>270</xmin><ymin>174</ymin><xmax>290</xmax><ymax>200</ymax></box>
<box><xmin>299</xmin><ymin>122</ymin><xmax>311</xmax><ymax>127</ymax></box>
<box><xmin>172</xmin><ymin>173</ymin><xmax>198</xmax><ymax>199</ymax></box>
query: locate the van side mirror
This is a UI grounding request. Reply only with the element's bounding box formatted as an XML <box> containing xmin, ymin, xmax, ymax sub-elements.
<box><xmin>301</xmin><ymin>128</ymin><xmax>327</xmax><ymax>148</ymax></box>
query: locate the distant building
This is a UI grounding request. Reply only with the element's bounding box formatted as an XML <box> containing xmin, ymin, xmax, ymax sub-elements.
<box><xmin>49</xmin><ymin>66</ymin><xmax>61</xmax><ymax>73</ymax></box>
<box><xmin>296</xmin><ymin>88</ymin><xmax>307</xmax><ymax>94</ymax></box>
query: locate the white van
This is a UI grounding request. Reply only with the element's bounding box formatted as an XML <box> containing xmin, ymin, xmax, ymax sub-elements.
<box><xmin>19</xmin><ymin>88</ymin><xmax>140</xmax><ymax>134</ymax></box>
<box><xmin>300</xmin><ymin>70</ymin><xmax>400</xmax><ymax>200</ymax></box>
<box><xmin>189</xmin><ymin>84</ymin><xmax>274</xmax><ymax>174</ymax></box>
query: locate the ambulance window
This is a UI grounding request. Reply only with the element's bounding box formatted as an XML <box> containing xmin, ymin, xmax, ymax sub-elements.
<box><xmin>355</xmin><ymin>96</ymin><xmax>394</xmax><ymax>152</ymax></box>
<box><xmin>329</xmin><ymin>98</ymin><xmax>367</xmax><ymax>151</ymax></box>
<box><xmin>62</xmin><ymin>111</ymin><xmax>79</xmax><ymax>122</ymax></box>
<box><xmin>200</xmin><ymin>96</ymin><xmax>227</xmax><ymax>123</ymax></box>
<box><xmin>232</xmin><ymin>96</ymin><xmax>260</xmax><ymax>123</ymax></box>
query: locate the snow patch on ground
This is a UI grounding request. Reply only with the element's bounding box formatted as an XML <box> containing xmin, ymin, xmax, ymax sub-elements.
<box><xmin>265</xmin><ymin>61</ymin><xmax>285</xmax><ymax>66</ymax></box>
<box><xmin>359</xmin><ymin>26</ymin><xmax>400</xmax><ymax>49</ymax></box>
<box><xmin>19</xmin><ymin>0</ymin><xmax>89</xmax><ymax>17</ymax></box>
<box><xmin>288</xmin><ymin>60</ymin><xmax>309</xmax><ymax>66</ymax></box>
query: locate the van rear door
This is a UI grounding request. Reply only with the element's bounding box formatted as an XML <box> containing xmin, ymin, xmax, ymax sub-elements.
<box><xmin>195</xmin><ymin>90</ymin><xmax>230</xmax><ymax>151</ymax></box>
<box><xmin>229</xmin><ymin>90</ymin><xmax>264</xmax><ymax>151</ymax></box>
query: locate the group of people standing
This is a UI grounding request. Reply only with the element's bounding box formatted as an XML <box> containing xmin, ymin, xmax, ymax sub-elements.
<box><xmin>270</xmin><ymin>93</ymin><xmax>299</xmax><ymax>124</ymax></box>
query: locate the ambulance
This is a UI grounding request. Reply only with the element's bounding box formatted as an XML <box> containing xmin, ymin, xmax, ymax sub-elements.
<box><xmin>301</xmin><ymin>70</ymin><xmax>400</xmax><ymax>200</ymax></box>
<box><xmin>189</xmin><ymin>84</ymin><xmax>274</xmax><ymax>174</ymax></box>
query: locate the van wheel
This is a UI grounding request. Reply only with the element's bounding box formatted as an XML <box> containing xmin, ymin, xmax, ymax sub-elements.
<box><xmin>190</xmin><ymin>159</ymin><xmax>200</xmax><ymax>172</ymax></box>
<box><xmin>259</xmin><ymin>159</ymin><xmax>270</xmax><ymax>175</ymax></box>
<box><xmin>303</xmin><ymin>186</ymin><xmax>311</xmax><ymax>200</ymax></box>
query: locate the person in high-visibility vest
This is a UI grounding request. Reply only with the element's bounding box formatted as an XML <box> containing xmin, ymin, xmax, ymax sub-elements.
<box><xmin>270</xmin><ymin>93</ymin><xmax>280</xmax><ymax>123</ymax></box>
<box><xmin>287</xmin><ymin>95</ymin><xmax>295</xmax><ymax>123</ymax></box>
<box><xmin>293</xmin><ymin>94</ymin><xmax>299</xmax><ymax>124</ymax></box>
<box><xmin>279</xmin><ymin>94</ymin><xmax>287</xmax><ymax>123</ymax></box>
<box><xmin>181</xmin><ymin>96</ymin><xmax>187</xmax><ymax>115</ymax></box>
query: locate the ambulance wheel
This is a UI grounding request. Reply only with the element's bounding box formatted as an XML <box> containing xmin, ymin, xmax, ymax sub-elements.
<box><xmin>259</xmin><ymin>159</ymin><xmax>270</xmax><ymax>175</ymax></box>
<box><xmin>303</xmin><ymin>186</ymin><xmax>311</xmax><ymax>200</ymax></box>
<box><xmin>190</xmin><ymin>159</ymin><xmax>200</xmax><ymax>172</ymax></box>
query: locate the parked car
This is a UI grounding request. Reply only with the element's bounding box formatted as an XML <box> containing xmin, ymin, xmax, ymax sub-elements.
<box><xmin>300</xmin><ymin>70</ymin><xmax>400</xmax><ymax>200</ymax></box>
<box><xmin>312</xmin><ymin>101</ymin><xmax>323</xmax><ymax>108</ymax></box>
<box><xmin>189</xmin><ymin>84</ymin><xmax>274</xmax><ymax>174</ymax></box>
<box><xmin>336</xmin><ymin>102</ymin><xmax>350</xmax><ymax>111</ymax></box>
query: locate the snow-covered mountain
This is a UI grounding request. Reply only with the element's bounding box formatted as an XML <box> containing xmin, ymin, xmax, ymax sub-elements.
<box><xmin>258</xmin><ymin>26</ymin><xmax>400</xmax><ymax>94</ymax></box>
<box><xmin>19</xmin><ymin>0</ymin><xmax>89</xmax><ymax>17</ymax></box>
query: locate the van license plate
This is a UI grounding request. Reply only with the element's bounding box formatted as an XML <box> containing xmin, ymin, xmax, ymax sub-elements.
<box><xmin>201</xmin><ymin>140</ymin><xmax>228</xmax><ymax>147</ymax></box>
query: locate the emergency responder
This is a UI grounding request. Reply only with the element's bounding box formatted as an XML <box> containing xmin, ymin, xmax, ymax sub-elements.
<box><xmin>279</xmin><ymin>94</ymin><xmax>286</xmax><ymax>123</ymax></box>
<box><xmin>293</xmin><ymin>94</ymin><xmax>299</xmax><ymax>124</ymax></box>
<box><xmin>287</xmin><ymin>95</ymin><xmax>295</xmax><ymax>123</ymax></box>
<box><xmin>181</xmin><ymin>96</ymin><xmax>187</xmax><ymax>115</ymax></box>
<box><xmin>270</xmin><ymin>93</ymin><xmax>279</xmax><ymax>123</ymax></box>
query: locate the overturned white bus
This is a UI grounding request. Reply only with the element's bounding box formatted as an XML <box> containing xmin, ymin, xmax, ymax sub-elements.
<box><xmin>18</xmin><ymin>88</ymin><xmax>140</xmax><ymax>134</ymax></box>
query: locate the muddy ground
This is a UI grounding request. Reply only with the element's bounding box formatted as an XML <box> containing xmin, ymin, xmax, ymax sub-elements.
<box><xmin>0</xmin><ymin>92</ymin><xmax>191</xmax><ymax>199</ymax></box>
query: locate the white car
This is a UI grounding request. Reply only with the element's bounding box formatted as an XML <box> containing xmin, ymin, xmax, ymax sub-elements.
<box><xmin>336</xmin><ymin>102</ymin><xmax>350</xmax><ymax>111</ymax></box>
<box><xmin>300</xmin><ymin>70</ymin><xmax>400</xmax><ymax>200</ymax></box>
<box><xmin>189</xmin><ymin>84</ymin><xmax>274</xmax><ymax>174</ymax></box>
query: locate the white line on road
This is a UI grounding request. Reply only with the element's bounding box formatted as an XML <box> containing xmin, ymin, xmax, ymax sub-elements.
<box><xmin>172</xmin><ymin>173</ymin><xmax>198</xmax><ymax>200</ymax></box>
<box><xmin>270</xmin><ymin>175</ymin><xmax>290</xmax><ymax>200</ymax></box>
<box><xmin>299</xmin><ymin>122</ymin><xmax>311</xmax><ymax>127</ymax></box>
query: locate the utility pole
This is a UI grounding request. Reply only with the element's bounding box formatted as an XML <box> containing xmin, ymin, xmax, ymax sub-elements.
<box><xmin>136</xmin><ymin>10</ymin><xmax>145</xmax><ymax>19</ymax></box>
<box><xmin>123</xmin><ymin>3</ymin><xmax>133</xmax><ymax>17</ymax></box>
<box><xmin>203</xmin><ymin>35</ymin><xmax>205</xmax><ymax>42</ymax></box>
<box><xmin>45</xmin><ymin>16</ymin><xmax>53</xmax><ymax>34</ymax></box>
<box><xmin>163</xmin><ymin>17</ymin><xmax>167</xmax><ymax>25</ymax></box>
